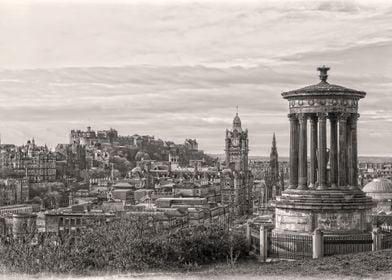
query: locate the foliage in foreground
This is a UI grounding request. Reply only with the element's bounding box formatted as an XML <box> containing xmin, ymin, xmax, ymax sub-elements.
<box><xmin>0</xmin><ymin>218</ymin><xmax>249</xmax><ymax>274</ymax></box>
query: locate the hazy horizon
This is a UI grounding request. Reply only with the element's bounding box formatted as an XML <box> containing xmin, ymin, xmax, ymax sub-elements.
<box><xmin>0</xmin><ymin>0</ymin><xmax>391</xmax><ymax>156</ymax></box>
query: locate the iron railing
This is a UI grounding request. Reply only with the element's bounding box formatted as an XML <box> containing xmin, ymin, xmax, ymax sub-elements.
<box><xmin>324</xmin><ymin>234</ymin><xmax>372</xmax><ymax>256</ymax></box>
<box><xmin>268</xmin><ymin>232</ymin><xmax>312</xmax><ymax>260</ymax></box>
<box><xmin>381</xmin><ymin>233</ymin><xmax>392</xmax><ymax>249</ymax></box>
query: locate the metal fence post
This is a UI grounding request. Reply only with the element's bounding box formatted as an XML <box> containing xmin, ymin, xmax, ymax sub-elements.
<box><xmin>372</xmin><ymin>227</ymin><xmax>381</xmax><ymax>251</ymax></box>
<box><xmin>312</xmin><ymin>228</ymin><xmax>323</xmax><ymax>258</ymax></box>
<box><xmin>259</xmin><ymin>225</ymin><xmax>267</xmax><ymax>262</ymax></box>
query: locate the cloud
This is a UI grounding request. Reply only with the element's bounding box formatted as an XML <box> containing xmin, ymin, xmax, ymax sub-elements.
<box><xmin>0</xmin><ymin>0</ymin><xmax>391</xmax><ymax>155</ymax></box>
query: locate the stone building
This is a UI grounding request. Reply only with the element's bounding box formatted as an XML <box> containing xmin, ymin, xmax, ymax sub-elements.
<box><xmin>0</xmin><ymin>140</ymin><xmax>56</xmax><ymax>183</ymax></box>
<box><xmin>45</xmin><ymin>210</ymin><xmax>116</xmax><ymax>235</ymax></box>
<box><xmin>221</xmin><ymin>113</ymin><xmax>253</xmax><ymax>217</ymax></box>
<box><xmin>55</xmin><ymin>142</ymin><xmax>87</xmax><ymax>178</ymax></box>
<box><xmin>0</xmin><ymin>179</ymin><xmax>29</xmax><ymax>206</ymax></box>
<box><xmin>275</xmin><ymin>66</ymin><xmax>374</xmax><ymax>235</ymax></box>
<box><xmin>184</xmin><ymin>139</ymin><xmax>198</xmax><ymax>152</ymax></box>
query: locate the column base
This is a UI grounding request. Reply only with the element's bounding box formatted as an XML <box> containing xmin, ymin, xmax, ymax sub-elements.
<box><xmin>297</xmin><ymin>185</ymin><xmax>309</xmax><ymax>190</ymax></box>
<box><xmin>308</xmin><ymin>183</ymin><xmax>316</xmax><ymax>189</ymax></box>
<box><xmin>330</xmin><ymin>183</ymin><xmax>339</xmax><ymax>190</ymax></box>
<box><xmin>288</xmin><ymin>185</ymin><xmax>298</xmax><ymax>189</ymax></box>
<box><xmin>339</xmin><ymin>185</ymin><xmax>348</xmax><ymax>190</ymax></box>
<box><xmin>316</xmin><ymin>184</ymin><xmax>328</xmax><ymax>190</ymax></box>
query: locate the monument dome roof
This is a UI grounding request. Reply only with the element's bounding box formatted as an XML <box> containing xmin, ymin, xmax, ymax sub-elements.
<box><xmin>363</xmin><ymin>178</ymin><xmax>392</xmax><ymax>193</ymax></box>
<box><xmin>282</xmin><ymin>66</ymin><xmax>366</xmax><ymax>99</ymax></box>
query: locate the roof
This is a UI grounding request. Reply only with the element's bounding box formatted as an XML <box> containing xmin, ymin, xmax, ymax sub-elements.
<box><xmin>282</xmin><ymin>81</ymin><xmax>366</xmax><ymax>98</ymax></box>
<box><xmin>281</xmin><ymin>67</ymin><xmax>366</xmax><ymax>99</ymax></box>
<box><xmin>112</xmin><ymin>182</ymin><xmax>133</xmax><ymax>188</ymax></box>
<box><xmin>363</xmin><ymin>178</ymin><xmax>392</xmax><ymax>193</ymax></box>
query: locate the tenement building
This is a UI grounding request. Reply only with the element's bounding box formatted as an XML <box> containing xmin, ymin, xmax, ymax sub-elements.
<box><xmin>275</xmin><ymin>66</ymin><xmax>374</xmax><ymax>235</ymax></box>
<box><xmin>221</xmin><ymin>113</ymin><xmax>253</xmax><ymax>217</ymax></box>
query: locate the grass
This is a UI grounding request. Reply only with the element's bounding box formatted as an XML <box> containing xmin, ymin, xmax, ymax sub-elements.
<box><xmin>2</xmin><ymin>249</ymin><xmax>392</xmax><ymax>280</ymax></box>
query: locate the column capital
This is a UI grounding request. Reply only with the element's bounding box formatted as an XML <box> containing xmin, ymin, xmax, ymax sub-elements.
<box><xmin>288</xmin><ymin>113</ymin><xmax>298</xmax><ymax>121</ymax></box>
<box><xmin>298</xmin><ymin>113</ymin><xmax>308</xmax><ymax>122</ymax></box>
<box><xmin>337</xmin><ymin>113</ymin><xmax>350</xmax><ymax>122</ymax></box>
<box><xmin>350</xmin><ymin>113</ymin><xmax>360</xmax><ymax>122</ymax></box>
<box><xmin>309</xmin><ymin>114</ymin><xmax>318</xmax><ymax>122</ymax></box>
<box><xmin>317</xmin><ymin>113</ymin><xmax>328</xmax><ymax>121</ymax></box>
<box><xmin>328</xmin><ymin>113</ymin><xmax>338</xmax><ymax>122</ymax></box>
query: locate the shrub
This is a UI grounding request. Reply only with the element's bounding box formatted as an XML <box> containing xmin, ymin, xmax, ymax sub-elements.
<box><xmin>0</xmin><ymin>218</ymin><xmax>249</xmax><ymax>274</ymax></box>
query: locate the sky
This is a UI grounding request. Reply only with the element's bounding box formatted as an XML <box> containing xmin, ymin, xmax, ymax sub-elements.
<box><xmin>0</xmin><ymin>0</ymin><xmax>391</xmax><ymax>156</ymax></box>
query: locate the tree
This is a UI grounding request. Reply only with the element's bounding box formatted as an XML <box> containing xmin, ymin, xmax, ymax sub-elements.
<box><xmin>112</xmin><ymin>156</ymin><xmax>131</xmax><ymax>177</ymax></box>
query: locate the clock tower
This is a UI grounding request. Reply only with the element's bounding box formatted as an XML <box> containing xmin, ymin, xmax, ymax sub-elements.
<box><xmin>222</xmin><ymin>112</ymin><xmax>253</xmax><ymax>217</ymax></box>
<box><xmin>225</xmin><ymin>112</ymin><xmax>249</xmax><ymax>172</ymax></box>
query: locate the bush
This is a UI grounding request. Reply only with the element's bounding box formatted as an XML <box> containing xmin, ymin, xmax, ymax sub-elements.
<box><xmin>0</xmin><ymin>218</ymin><xmax>249</xmax><ymax>274</ymax></box>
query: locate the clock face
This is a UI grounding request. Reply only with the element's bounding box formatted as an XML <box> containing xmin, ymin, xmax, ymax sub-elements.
<box><xmin>232</xmin><ymin>138</ymin><xmax>239</xmax><ymax>147</ymax></box>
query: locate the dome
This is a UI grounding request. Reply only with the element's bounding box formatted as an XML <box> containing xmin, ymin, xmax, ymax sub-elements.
<box><xmin>363</xmin><ymin>178</ymin><xmax>392</xmax><ymax>193</ymax></box>
<box><xmin>363</xmin><ymin>178</ymin><xmax>392</xmax><ymax>201</ymax></box>
<box><xmin>233</xmin><ymin>113</ymin><xmax>241</xmax><ymax>128</ymax></box>
<box><xmin>282</xmin><ymin>66</ymin><xmax>366</xmax><ymax>99</ymax></box>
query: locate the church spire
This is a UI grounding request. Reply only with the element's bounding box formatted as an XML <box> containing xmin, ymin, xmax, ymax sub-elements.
<box><xmin>269</xmin><ymin>133</ymin><xmax>279</xmax><ymax>184</ymax></box>
<box><xmin>272</xmin><ymin>132</ymin><xmax>276</xmax><ymax>149</ymax></box>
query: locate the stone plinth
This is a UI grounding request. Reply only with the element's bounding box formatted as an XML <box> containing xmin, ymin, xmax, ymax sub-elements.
<box><xmin>274</xmin><ymin>189</ymin><xmax>375</xmax><ymax>235</ymax></box>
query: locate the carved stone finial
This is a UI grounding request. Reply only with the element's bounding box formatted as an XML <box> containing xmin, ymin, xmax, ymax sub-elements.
<box><xmin>317</xmin><ymin>65</ymin><xmax>330</xmax><ymax>82</ymax></box>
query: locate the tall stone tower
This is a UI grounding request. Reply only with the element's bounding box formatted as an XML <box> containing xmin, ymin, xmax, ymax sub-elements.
<box><xmin>225</xmin><ymin>113</ymin><xmax>249</xmax><ymax>172</ymax></box>
<box><xmin>222</xmin><ymin>112</ymin><xmax>253</xmax><ymax>217</ymax></box>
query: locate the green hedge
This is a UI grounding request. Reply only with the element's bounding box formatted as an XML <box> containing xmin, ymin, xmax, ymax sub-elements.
<box><xmin>0</xmin><ymin>218</ymin><xmax>249</xmax><ymax>274</ymax></box>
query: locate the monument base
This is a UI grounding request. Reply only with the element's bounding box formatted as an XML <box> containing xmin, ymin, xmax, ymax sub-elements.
<box><xmin>273</xmin><ymin>188</ymin><xmax>375</xmax><ymax>235</ymax></box>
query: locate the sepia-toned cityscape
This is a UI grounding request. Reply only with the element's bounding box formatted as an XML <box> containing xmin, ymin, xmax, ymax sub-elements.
<box><xmin>0</xmin><ymin>0</ymin><xmax>392</xmax><ymax>279</ymax></box>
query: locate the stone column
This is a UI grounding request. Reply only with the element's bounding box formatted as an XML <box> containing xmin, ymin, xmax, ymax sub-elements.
<box><xmin>351</xmin><ymin>114</ymin><xmax>359</xmax><ymax>189</ymax></box>
<box><xmin>260</xmin><ymin>225</ymin><xmax>268</xmax><ymax>262</ymax></box>
<box><xmin>317</xmin><ymin>113</ymin><xmax>328</xmax><ymax>190</ymax></box>
<box><xmin>312</xmin><ymin>228</ymin><xmax>324</xmax><ymax>259</ymax></box>
<box><xmin>338</xmin><ymin>113</ymin><xmax>348</xmax><ymax>188</ymax></box>
<box><xmin>309</xmin><ymin>115</ymin><xmax>318</xmax><ymax>189</ymax></box>
<box><xmin>246</xmin><ymin>222</ymin><xmax>251</xmax><ymax>249</ymax></box>
<box><xmin>372</xmin><ymin>227</ymin><xmax>382</xmax><ymax>251</ymax></box>
<box><xmin>346</xmin><ymin>116</ymin><xmax>353</xmax><ymax>187</ymax></box>
<box><xmin>298</xmin><ymin>114</ymin><xmax>308</xmax><ymax>190</ymax></box>
<box><xmin>329</xmin><ymin>114</ymin><xmax>338</xmax><ymax>189</ymax></box>
<box><xmin>288</xmin><ymin>114</ymin><xmax>299</xmax><ymax>189</ymax></box>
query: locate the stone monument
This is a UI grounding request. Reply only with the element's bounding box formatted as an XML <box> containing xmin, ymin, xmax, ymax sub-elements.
<box><xmin>275</xmin><ymin>66</ymin><xmax>374</xmax><ymax>235</ymax></box>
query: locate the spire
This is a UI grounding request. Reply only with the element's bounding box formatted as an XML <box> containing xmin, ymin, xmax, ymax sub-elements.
<box><xmin>269</xmin><ymin>133</ymin><xmax>279</xmax><ymax>183</ymax></box>
<box><xmin>272</xmin><ymin>132</ymin><xmax>276</xmax><ymax>149</ymax></box>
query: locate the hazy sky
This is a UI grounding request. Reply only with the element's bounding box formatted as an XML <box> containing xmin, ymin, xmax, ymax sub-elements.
<box><xmin>0</xmin><ymin>0</ymin><xmax>391</xmax><ymax>156</ymax></box>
